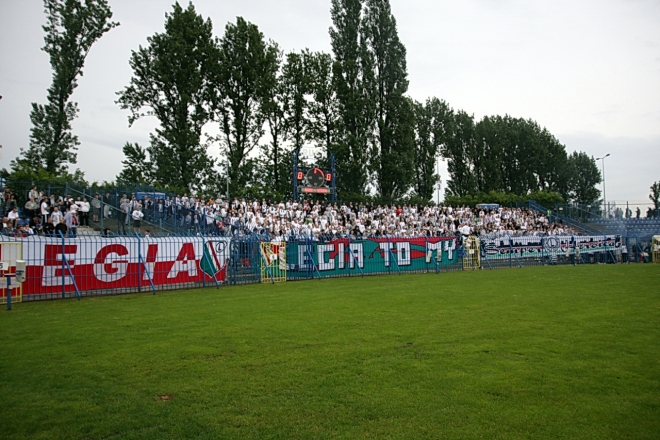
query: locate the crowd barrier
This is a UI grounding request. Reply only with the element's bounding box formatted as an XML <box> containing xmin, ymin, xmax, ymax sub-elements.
<box><xmin>0</xmin><ymin>233</ymin><xmax>623</xmax><ymax>303</ymax></box>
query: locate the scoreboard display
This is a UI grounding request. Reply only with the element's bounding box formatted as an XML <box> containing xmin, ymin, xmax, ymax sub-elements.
<box><xmin>296</xmin><ymin>167</ymin><xmax>334</xmax><ymax>194</ymax></box>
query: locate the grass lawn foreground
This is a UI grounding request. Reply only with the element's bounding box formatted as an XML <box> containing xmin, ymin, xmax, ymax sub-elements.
<box><xmin>1</xmin><ymin>264</ymin><xmax>659</xmax><ymax>439</ymax></box>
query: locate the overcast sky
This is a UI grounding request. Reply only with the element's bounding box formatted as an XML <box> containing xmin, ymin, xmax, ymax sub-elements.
<box><xmin>1</xmin><ymin>0</ymin><xmax>659</xmax><ymax>205</ymax></box>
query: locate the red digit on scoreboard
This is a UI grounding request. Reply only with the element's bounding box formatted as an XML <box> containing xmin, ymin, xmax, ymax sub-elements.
<box><xmin>297</xmin><ymin>171</ymin><xmax>304</xmax><ymax>180</ymax></box>
<box><xmin>326</xmin><ymin>173</ymin><xmax>332</xmax><ymax>181</ymax></box>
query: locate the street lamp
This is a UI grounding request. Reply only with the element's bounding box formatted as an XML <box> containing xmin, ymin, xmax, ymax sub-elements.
<box><xmin>436</xmin><ymin>157</ymin><xmax>441</xmax><ymax>205</ymax></box>
<box><xmin>596</xmin><ymin>153</ymin><xmax>610</xmax><ymax>218</ymax></box>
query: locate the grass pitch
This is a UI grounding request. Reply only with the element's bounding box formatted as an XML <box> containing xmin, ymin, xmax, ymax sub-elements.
<box><xmin>1</xmin><ymin>265</ymin><xmax>659</xmax><ymax>439</ymax></box>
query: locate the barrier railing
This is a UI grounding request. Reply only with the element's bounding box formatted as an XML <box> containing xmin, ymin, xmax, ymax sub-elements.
<box><xmin>0</xmin><ymin>233</ymin><xmax>627</xmax><ymax>303</ymax></box>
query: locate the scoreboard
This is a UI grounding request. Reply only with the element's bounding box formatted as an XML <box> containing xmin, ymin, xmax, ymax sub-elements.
<box><xmin>296</xmin><ymin>167</ymin><xmax>334</xmax><ymax>194</ymax></box>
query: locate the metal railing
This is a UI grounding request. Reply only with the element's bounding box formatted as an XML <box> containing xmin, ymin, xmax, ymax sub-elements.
<box><xmin>0</xmin><ymin>232</ymin><xmax>632</xmax><ymax>305</ymax></box>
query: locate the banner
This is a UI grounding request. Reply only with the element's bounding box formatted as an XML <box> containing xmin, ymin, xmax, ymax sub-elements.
<box><xmin>12</xmin><ymin>236</ymin><xmax>231</xmax><ymax>296</ymax></box>
<box><xmin>481</xmin><ymin>235</ymin><xmax>621</xmax><ymax>258</ymax></box>
<box><xmin>285</xmin><ymin>237</ymin><xmax>460</xmax><ymax>278</ymax></box>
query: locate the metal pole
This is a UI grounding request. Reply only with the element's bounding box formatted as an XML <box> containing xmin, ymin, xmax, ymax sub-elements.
<box><xmin>436</xmin><ymin>158</ymin><xmax>440</xmax><ymax>205</ymax></box>
<box><xmin>596</xmin><ymin>153</ymin><xmax>610</xmax><ymax>219</ymax></box>
<box><xmin>6</xmin><ymin>275</ymin><xmax>11</xmax><ymax>311</ymax></box>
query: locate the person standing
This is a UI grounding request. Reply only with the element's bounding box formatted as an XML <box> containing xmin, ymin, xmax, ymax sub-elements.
<box><xmin>64</xmin><ymin>207</ymin><xmax>78</xmax><ymax>237</ymax></box>
<box><xmin>24</xmin><ymin>198</ymin><xmax>38</xmax><ymax>219</ymax></box>
<box><xmin>91</xmin><ymin>195</ymin><xmax>101</xmax><ymax>222</ymax></box>
<box><xmin>78</xmin><ymin>197</ymin><xmax>90</xmax><ymax>226</ymax></box>
<box><xmin>132</xmin><ymin>205</ymin><xmax>144</xmax><ymax>234</ymax></box>
<box><xmin>119</xmin><ymin>199</ymin><xmax>131</xmax><ymax>235</ymax></box>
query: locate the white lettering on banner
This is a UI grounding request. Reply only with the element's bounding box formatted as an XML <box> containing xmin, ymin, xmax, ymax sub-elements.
<box><xmin>349</xmin><ymin>243</ymin><xmax>364</xmax><ymax>269</ymax></box>
<box><xmin>397</xmin><ymin>242</ymin><xmax>411</xmax><ymax>266</ymax></box>
<box><xmin>426</xmin><ymin>241</ymin><xmax>443</xmax><ymax>263</ymax></box>
<box><xmin>338</xmin><ymin>242</ymin><xmax>345</xmax><ymax>269</ymax></box>
<box><xmin>381</xmin><ymin>242</ymin><xmax>393</xmax><ymax>267</ymax></box>
<box><xmin>317</xmin><ymin>244</ymin><xmax>335</xmax><ymax>271</ymax></box>
<box><xmin>444</xmin><ymin>239</ymin><xmax>455</xmax><ymax>261</ymax></box>
<box><xmin>143</xmin><ymin>244</ymin><xmax>158</xmax><ymax>280</ymax></box>
<box><xmin>167</xmin><ymin>243</ymin><xmax>197</xmax><ymax>278</ymax></box>
<box><xmin>298</xmin><ymin>245</ymin><xmax>311</xmax><ymax>270</ymax></box>
<box><xmin>93</xmin><ymin>245</ymin><xmax>129</xmax><ymax>283</ymax></box>
<box><xmin>42</xmin><ymin>244</ymin><xmax>77</xmax><ymax>287</ymax></box>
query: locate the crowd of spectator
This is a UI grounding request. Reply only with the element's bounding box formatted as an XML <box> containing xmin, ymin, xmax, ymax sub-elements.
<box><xmin>134</xmin><ymin>194</ymin><xmax>580</xmax><ymax>239</ymax></box>
<box><xmin>1</xmin><ymin>187</ymin><xmax>580</xmax><ymax>239</ymax></box>
<box><xmin>1</xmin><ymin>186</ymin><xmax>92</xmax><ymax>237</ymax></box>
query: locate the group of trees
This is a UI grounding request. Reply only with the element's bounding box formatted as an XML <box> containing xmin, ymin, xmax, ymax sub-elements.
<box><xmin>117</xmin><ymin>0</ymin><xmax>424</xmax><ymax>201</ymax></box>
<box><xmin>440</xmin><ymin>114</ymin><xmax>602</xmax><ymax>203</ymax></box>
<box><xmin>7</xmin><ymin>0</ymin><xmax>606</xmax><ymax>207</ymax></box>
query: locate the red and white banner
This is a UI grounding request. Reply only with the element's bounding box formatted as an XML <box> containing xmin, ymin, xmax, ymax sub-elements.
<box><xmin>6</xmin><ymin>236</ymin><xmax>231</xmax><ymax>296</ymax></box>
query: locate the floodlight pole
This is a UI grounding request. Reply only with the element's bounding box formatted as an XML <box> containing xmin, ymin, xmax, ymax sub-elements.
<box><xmin>596</xmin><ymin>153</ymin><xmax>610</xmax><ymax>219</ymax></box>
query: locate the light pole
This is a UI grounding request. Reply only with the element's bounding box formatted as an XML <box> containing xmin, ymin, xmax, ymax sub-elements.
<box><xmin>596</xmin><ymin>153</ymin><xmax>610</xmax><ymax>218</ymax></box>
<box><xmin>436</xmin><ymin>157</ymin><xmax>441</xmax><ymax>205</ymax></box>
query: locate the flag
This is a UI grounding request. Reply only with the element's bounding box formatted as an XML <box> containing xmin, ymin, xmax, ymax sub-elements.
<box><xmin>200</xmin><ymin>241</ymin><xmax>226</xmax><ymax>281</ymax></box>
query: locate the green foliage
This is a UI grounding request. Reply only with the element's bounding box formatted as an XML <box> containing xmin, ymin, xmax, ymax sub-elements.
<box><xmin>648</xmin><ymin>181</ymin><xmax>660</xmax><ymax>209</ymax></box>
<box><xmin>649</xmin><ymin>181</ymin><xmax>660</xmax><ymax>217</ymax></box>
<box><xmin>412</xmin><ymin>98</ymin><xmax>452</xmax><ymax>202</ymax></box>
<box><xmin>1</xmin><ymin>266</ymin><xmax>659</xmax><ymax>439</ymax></box>
<box><xmin>362</xmin><ymin>0</ymin><xmax>415</xmax><ymax>201</ymax></box>
<box><xmin>305</xmin><ymin>51</ymin><xmax>338</xmax><ymax>155</ymax></box>
<box><xmin>567</xmin><ymin>151</ymin><xmax>601</xmax><ymax>204</ymax></box>
<box><xmin>444</xmin><ymin>190</ymin><xmax>563</xmax><ymax>208</ymax></box>
<box><xmin>330</xmin><ymin>0</ymin><xmax>375</xmax><ymax>197</ymax></box>
<box><xmin>442</xmin><ymin>110</ymin><xmax>478</xmax><ymax>196</ymax></box>
<box><xmin>116</xmin><ymin>2</ymin><xmax>217</xmax><ymax>193</ymax></box>
<box><xmin>13</xmin><ymin>0</ymin><xmax>118</xmax><ymax>175</ymax></box>
<box><xmin>441</xmin><ymin>112</ymin><xmax>588</xmax><ymax>202</ymax></box>
<box><xmin>258</xmin><ymin>47</ymin><xmax>288</xmax><ymax>196</ymax></box>
<box><xmin>213</xmin><ymin>17</ymin><xmax>279</xmax><ymax>195</ymax></box>
<box><xmin>116</xmin><ymin>142</ymin><xmax>151</xmax><ymax>185</ymax></box>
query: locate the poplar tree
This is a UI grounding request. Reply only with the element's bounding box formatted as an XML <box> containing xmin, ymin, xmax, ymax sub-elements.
<box><xmin>213</xmin><ymin>17</ymin><xmax>279</xmax><ymax>194</ymax></box>
<box><xmin>14</xmin><ymin>0</ymin><xmax>118</xmax><ymax>176</ymax></box>
<box><xmin>363</xmin><ymin>0</ymin><xmax>414</xmax><ymax>201</ymax></box>
<box><xmin>330</xmin><ymin>0</ymin><xmax>375</xmax><ymax>198</ymax></box>
<box><xmin>116</xmin><ymin>2</ymin><xmax>217</xmax><ymax>192</ymax></box>
<box><xmin>258</xmin><ymin>47</ymin><xmax>288</xmax><ymax>196</ymax></box>
<box><xmin>305</xmin><ymin>51</ymin><xmax>338</xmax><ymax>156</ymax></box>
<box><xmin>413</xmin><ymin>98</ymin><xmax>453</xmax><ymax>202</ymax></box>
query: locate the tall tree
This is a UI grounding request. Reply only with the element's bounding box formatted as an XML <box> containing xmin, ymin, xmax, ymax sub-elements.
<box><xmin>363</xmin><ymin>0</ymin><xmax>414</xmax><ymax>201</ymax></box>
<box><xmin>258</xmin><ymin>47</ymin><xmax>288</xmax><ymax>196</ymax></box>
<box><xmin>305</xmin><ymin>51</ymin><xmax>338</xmax><ymax>157</ymax></box>
<box><xmin>213</xmin><ymin>17</ymin><xmax>279</xmax><ymax>194</ymax></box>
<box><xmin>649</xmin><ymin>181</ymin><xmax>660</xmax><ymax>217</ymax></box>
<box><xmin>330</xmin><ymin>0</ymin><xmax>375</xmax><ymax>197</ymax></box>
<box><xmin>442</xmin><ymin>110</ymin><xmax>478</xmax><ymax>197</ymax></box>
<box><xmin>116</xmin><ymin>2</ymin><xmax>217</xmax><ymax>192</ymax></box>
<box><xmin>282</xmin><ymin>51</ymin><xmax>311</xmax><ymax>153</ymax></box>
<box><xmin>14</xmin><ymin>0</ymin><xmax>118</xmax><ymax>176</ymax></box>
<box><xmin>567</xmin><ymin>151</ymin><xmax>601</xmax><ymax>204</ymax></box>
<box><xmin>412</xmin><ymin>98</ymin><xmax>452</xmax><ymax>202</ymax></box>
<box><xmin>116</xmin><ymin>142</ymin><xmax>151</xmax><ymax>185</ymax></box>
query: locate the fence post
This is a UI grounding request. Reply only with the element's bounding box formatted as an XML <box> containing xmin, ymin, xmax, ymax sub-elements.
<box><xmin>425</xmin><ymin>235</ymin><xmax>429</xmax><ymax>273</ymax></box>
<box><xmin>508</xmin><ymin>235</ymin><xmax>512</xmax><ymax>268</ymax></box>
<box><xmin>136</xmin><ymin>232</ymin><xmax>142</xmax><ymax>293</ymax></box>
<box><xmin>61</xmin><ymin>231</ymin><xmax>66</xmax><ymax>299</ymax></box>
<box><xmin>387</xmin><ymin>235</ymin><xmax>391</xmax><ymax>275</ymax></box>
<box><xmin>541</xmin><ymin>237</ymin><xmax>545</xmax><ymax>266</ymax></box>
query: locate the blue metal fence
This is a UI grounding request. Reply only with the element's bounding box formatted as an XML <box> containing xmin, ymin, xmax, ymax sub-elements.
<box><xmin>0</xmin><ymin>231</ymin><xmax>636</xmax><ymax>304</ymax></box>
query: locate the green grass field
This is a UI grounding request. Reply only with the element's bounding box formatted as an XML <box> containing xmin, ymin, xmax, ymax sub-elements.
<box><xmin>1</xmin><ymin>265</ymin><xmax>659</xmax><ymax>439</ymax></box>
